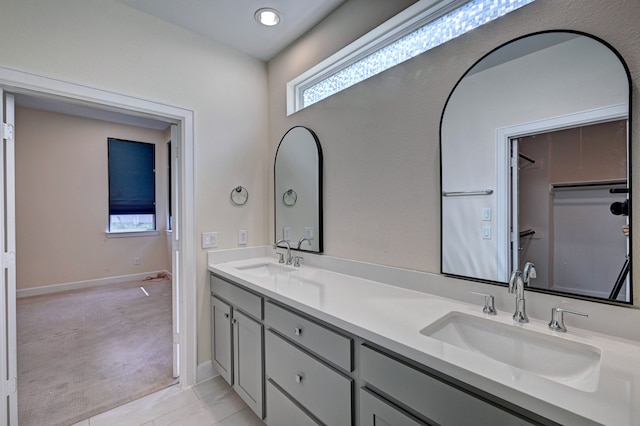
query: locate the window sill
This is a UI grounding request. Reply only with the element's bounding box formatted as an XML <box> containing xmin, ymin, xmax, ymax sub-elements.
<box><xmin>105</xmin><ymin>230</ymin><xmax>159</xmax><ymax>238</ymax></box>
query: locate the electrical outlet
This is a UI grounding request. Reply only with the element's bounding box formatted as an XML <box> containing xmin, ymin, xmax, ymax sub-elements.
<box><xmin>238</xmin><ymin>229</ymin><xmax>248</xmax><ymax>245</ymax></box>
<box><xmin>202</xmin><ymin>232</ymin><xmax>218</xmax><ymax>248</ymax></box>
<box><xmin>304</xmin><ymin>227</ymin><xmax>314</xmax><ymax>239</ymax></box>
<box><xmin>283</xmin><ymin>227</ymin><xmax>291</xmax><ymax>241</ymax></box>
<box><xmin>134</xmin><ymin>257</ymin><xmax>141</xmax><ymax>265</ymax></box>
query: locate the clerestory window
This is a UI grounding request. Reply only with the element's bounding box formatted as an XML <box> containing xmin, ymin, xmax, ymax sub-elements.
<box><xmin>287</xmin><ymin>0</ymin><xmax>536</xmax><ymax>115</ymax></box>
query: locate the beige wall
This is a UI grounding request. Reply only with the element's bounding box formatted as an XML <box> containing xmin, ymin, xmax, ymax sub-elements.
<box><xmin>0</xmin><ymin>0</ymin><xmax>269</xmax><ymax>364</ymax></box>
<box><xmin>15</xmin><ymin>106</ymin><xmax>170</xmax><ymax>289</ymax></box>
<box><xmin>267</xmin><ymin>0</ymin><xmax>640</xmax><ymax>304</ymax></box>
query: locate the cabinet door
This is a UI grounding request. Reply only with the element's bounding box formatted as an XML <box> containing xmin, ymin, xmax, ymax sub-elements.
<box><xmin>211</xmin><ymin>296</ymin><xmax>233</xmax><ymax>385</ymax></box>
<box><xmin>233</xmin><ymin>309</ymin><xmax>264</xmax><ymax>418</ymax></box>
<box><xmin>360</xmin><ymin>388</ymin><xmax>427</xmax><ymax>426</ymax></box>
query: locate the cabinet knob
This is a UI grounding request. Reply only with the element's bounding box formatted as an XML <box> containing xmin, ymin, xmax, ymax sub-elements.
<box><xmin>294</xmin><ymin>327</ymin><xmax>303</xmax><ymax>336</ymax></box>
<box><xmin>224</xmin><ymin>313</ymin><xmax>230</xmax><ymax>319</ymax></box>
<box><xmin>232</xmin><ymin>318</ymin><xmax>237</xmax><ymax>324</ymax></box>
<box><xmin>294</xmin><ymin>373</ymin><xmax>304</xmax><ymax>384</ymax></box>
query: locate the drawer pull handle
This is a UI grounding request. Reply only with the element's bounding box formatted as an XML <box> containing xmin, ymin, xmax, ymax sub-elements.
<box><xmin>294</xmin><ymin>373</ymin><xmax>304</xmax><ymax>384</ymax></box>
<box><xmin>294</xmin><ymin>327</ymin><xmax>303</xmax><ymax>336</ymax></box>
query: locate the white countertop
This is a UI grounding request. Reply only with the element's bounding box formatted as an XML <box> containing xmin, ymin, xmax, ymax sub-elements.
<box><xmin>209</xmin><ymin>256</ymin><xmax>640</xmax><ymax>425</ymax></box>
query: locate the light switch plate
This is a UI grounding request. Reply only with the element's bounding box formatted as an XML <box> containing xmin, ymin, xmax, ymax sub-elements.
<box><xmin>283</xmin><ymin>227</ymin><xmax>291</xmax><ymax>241</ymax></box>
<box><xmin>202</xmin><ymin>232</ymin><xmax>218</xmax><ymax>248</ymax></box>
<box><xmin>482</xmin><ymin>208</ymin><xmax>491</xmax><ymax>221</ymax></box>
<box><xmin>482</xmin><ymin>226</ymin><xmax>492</xmax><ymax>240</ymax></box>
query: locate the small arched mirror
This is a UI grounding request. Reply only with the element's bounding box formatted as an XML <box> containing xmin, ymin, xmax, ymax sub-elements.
<box><xmin>274</xmin><ymin>126</ymin><xmax>323</xmax><ymax>253</ymax></box>
<box><xmin>441</xmin><ymin>31</ymin><xmax>632</xmax><ymax>303</ymax></box>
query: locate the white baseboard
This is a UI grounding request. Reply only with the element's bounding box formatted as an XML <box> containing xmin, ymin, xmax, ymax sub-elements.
<box><xmin>196</xmin><ymin>360</ymin><xmax>217</xmax><ymax>383</ymax></box>
<box><xmin>17</xmin><ymin>270</ymin><xmax>172</xmax><ymax>298</ymax></box>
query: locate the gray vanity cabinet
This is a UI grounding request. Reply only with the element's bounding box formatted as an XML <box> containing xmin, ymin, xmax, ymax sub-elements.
<box><xmin>210</xmin><ymin>274</ymin><xmax>264</xmax><ymax>419</ymax></box>
<box><xmin>210</xmin><ymin>271</ymin><xmax>552</xmax><ymax>425</ymax></box>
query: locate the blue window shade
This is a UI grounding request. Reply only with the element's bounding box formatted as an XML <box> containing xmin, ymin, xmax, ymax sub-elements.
<box><xmin>108</xmin><ymin>138</ymin><xmax>155</xmax><ymax>215</ymax></box>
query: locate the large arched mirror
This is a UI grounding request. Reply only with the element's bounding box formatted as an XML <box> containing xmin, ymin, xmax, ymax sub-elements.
<box><xmin>441</xmin><ymin>31</ymin><xmax>632</xmax><ymax>303</ymax></box>
<box><xmin>275</xmin><ymin>126</ymin><xmax>323</xmax><ymax>253</ymax></box>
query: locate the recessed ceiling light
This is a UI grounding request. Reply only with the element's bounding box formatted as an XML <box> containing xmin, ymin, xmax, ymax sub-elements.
<box><xmin>255</xmin><ymin>8</ymin><xmax>281</xmax><ymax>26</ymax></box>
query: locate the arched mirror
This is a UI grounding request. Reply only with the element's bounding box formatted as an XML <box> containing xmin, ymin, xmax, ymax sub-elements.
<box><xmin>274</xmin><ymin>126</ymin><xmax>323</xmax><ymax>253</ymax></box>
<box><xmin>441</xmin><ymin>31</ymin><xmax>632</xmax><ymax>303</ymax></box>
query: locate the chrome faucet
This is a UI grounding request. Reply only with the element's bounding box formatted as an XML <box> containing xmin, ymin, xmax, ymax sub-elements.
<box><xmin>509</xmin><ymin>270</ymin><xmax>527</xmax><ymax>323</ymax></box>
<box><xmin>509</xmin><ymin>262</ymin><xmax>536</xmax><ymax>323</ymax></box>
<box><xmin>274</xmin><ymin>239</ymin><xmax>292</xmax><ymax>265</ymax></box>
<box><xmin>523</xmin><ymin>262</ymin><xmax>537</xmax><ymax>287</ymax></box>
<box><xmin>297</xmin><ymin>237</ymin><xmax>312</xmax><ymax>250</ymax></box>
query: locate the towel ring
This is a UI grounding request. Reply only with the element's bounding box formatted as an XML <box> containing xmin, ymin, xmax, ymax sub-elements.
<box><xmin>283</xmin><ymin>189</ymin><xmax>297</xmax><ymax>206</ymax></box>
<box><xmin>230</xmin><ymin>186</ymin><xmax>249</xmax><ymax>206</ymax></box>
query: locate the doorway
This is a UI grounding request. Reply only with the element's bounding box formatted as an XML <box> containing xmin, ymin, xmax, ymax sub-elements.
<box><xmin>13</xmin><ymin>103</ymin><xmax>176</xmax><ymax>424</ymax></box>
<box><xmin>516</xmin><ymin>121</ymin><xmax>629</xmax><ymax>300</ymax></box>
<box><xmin>0</xmin><ymin>66</ymin><xmax>197</xmax><ymax>425</ymax></box>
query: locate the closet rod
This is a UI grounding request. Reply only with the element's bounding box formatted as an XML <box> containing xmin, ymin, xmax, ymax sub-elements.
<box><xmin>519</xmin><ymin>153</ymin><xmax>536</xmax><ymax>164</ymax></box>
<box><xmin>519</xmin><ymin>228</ymin><xmax>535</xmax><ymax>238</ymax></box>
<box><xmin>442</xmin><ymin>189</ymin><xmax>493</xmax><ymax>197</ymax></box>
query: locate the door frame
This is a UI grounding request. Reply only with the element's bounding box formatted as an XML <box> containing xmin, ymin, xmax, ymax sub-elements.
<box><xmin>0</xmin><ymin>66</ymin><xmax>198</xmax><ymax>388</ymax></box>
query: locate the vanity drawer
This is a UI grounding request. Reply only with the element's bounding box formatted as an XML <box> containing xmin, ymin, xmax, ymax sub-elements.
<box><xmin>265</xmin><ymin>379</ymin><xmax>320</xmax><ymax>426</ymax></box>
<box><xmin>266</xmin><ymin>330</ymin><xmax>352</xmax><ymax>426</ymax></box>
<box><xmin>360</xmin><ymin>344</ymin><xmax>536</xmax><ymax>426</ymax></box>
<box><xmin>210</xmin><ymin>273</ymin><xmax>262</xmax><ymax>320</ymax></box>
<box><xmin>265</xmin><ymin>300</ymin><xmax>353</xmax><ymax>371</ymax></box>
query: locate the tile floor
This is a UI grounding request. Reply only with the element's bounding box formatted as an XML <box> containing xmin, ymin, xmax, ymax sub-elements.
<box><xmin>70</xmin><ymin>375</ymin><xmax>266</xmax><ymax>426</ymax></box>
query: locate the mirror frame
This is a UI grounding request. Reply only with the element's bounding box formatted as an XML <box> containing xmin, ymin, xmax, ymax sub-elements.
<box><xmin>439</xmin><ymin>30</ymin><xmax>633</xmax><ymax>305</ymax></box>
<box><xmin>274</xmin><ymin>126</ymin><xmax>324</xmax><ymax>253</ymax></box>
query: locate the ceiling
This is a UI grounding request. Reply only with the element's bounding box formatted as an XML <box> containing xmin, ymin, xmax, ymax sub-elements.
<box><xmin>114</xmin><ymin>0</ymin><xmax>346</xmax><ymax>61</ymax></box>
<box><xmin>15</xmin><ymin>0</ymin><xmax>346</xmax><ymax>128</ymax></box>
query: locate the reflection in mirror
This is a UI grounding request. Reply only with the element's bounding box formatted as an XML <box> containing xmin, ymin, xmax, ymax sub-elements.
<box><xmin>440</xmin><ymin>31</ymin><xmax>631</xmax><ymax>303</ymax></box>
<box><xmin>518</xmin><ymin>121</ymin><xmax>628</xmax><ymax>300</ymax></box>
<box><xmin>274</xmin><ymin>126</ymin><xmax>323</xmax><ymax>253</ymax></box>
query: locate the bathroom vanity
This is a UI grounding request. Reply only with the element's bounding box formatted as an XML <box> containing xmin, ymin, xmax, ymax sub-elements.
<box><xmin>209</xmin><ymin>255</ymin><xmax>640</xmax><ymax>425</ymax></box>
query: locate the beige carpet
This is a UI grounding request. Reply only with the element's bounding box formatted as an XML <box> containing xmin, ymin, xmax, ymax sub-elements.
<box><xmin>17</xmin><ymin>278</ymin><xmax>178</xmax><ymax>426</ymax></box>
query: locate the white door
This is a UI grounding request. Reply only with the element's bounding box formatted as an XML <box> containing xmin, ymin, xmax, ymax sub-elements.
<box><xmin>510</xmin><ymin>138</ymin><xmax>520</xmax><ymax>273</ymax></box>
<box><xmin>170</xmin><ymin>124</ymin><xmax>180</xmax><ymax>379</ymax></box>
<box><xmin>0</xmin><ymin>89</ymin><xmax>18</xmax><ymax>425</ymax></box>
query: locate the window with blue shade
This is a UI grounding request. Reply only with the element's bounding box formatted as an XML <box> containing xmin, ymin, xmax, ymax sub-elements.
<box><xmin>108</xmin><ymin>138</ymin><xmax>156</xmax><ymax>232</ymax></box>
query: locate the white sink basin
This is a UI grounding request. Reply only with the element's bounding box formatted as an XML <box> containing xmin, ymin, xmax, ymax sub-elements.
<box><xmin>235</xmin><ymin>262</ymin><xmax>296</xmax><ymax>277</ymax></box>
<box><xmin>420</xmin><ymin>312</ymin><xmax>601</xmax><ymax>392</ymax></box>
